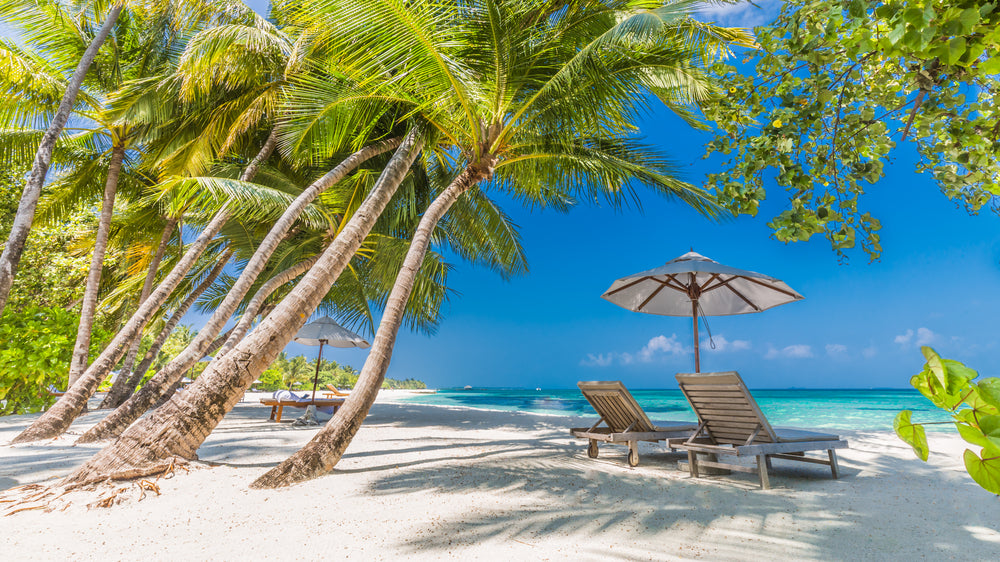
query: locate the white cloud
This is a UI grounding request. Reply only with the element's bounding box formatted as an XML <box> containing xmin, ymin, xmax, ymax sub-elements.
<box><xmin>862</xmin><ymin>345</ymin><xmax>878</xmax><ymax>358</ymax></box>
<box><xmin>826</xmin><ymin>344</ymin><xmax>848</xmax><ymax>357</ymax></box>
<box><xmin>638</xmin><ymin>334</ymin><xmax>687</xmax><ymax>362</ymax></box>
<box><xmin>895</xmin><ymin>327</ymin><xmax>937</xmax><ymax>347</ymax></box>
<box><xmin>916</xmin><ymin>328</ymin><xmax>936</xmax><ymax>345</ymax></box>
<box><xmin>580</xmin><ymin>353</ymin><xmax>613</xmax><ymax>367</ymax></box>
<box><xmin>764</xmin><ymin>344</ymin><xmax>814</xmax><ymax>359</ymax></box>
<box><xmin>703</xmin><ymin>335</ymin><xmax>752</xmax><ymax>353</ymax></box>
<box><xmin>580</xmin><ymin>334</ymin><xmax>690</xmax><ymax>367</ymax></box>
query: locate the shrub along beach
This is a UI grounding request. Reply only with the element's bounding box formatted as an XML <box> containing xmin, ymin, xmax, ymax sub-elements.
<box><xmin>2</xmin><ymin>0</ymin><xmax>999</xmax><ymax>559</ymax></box>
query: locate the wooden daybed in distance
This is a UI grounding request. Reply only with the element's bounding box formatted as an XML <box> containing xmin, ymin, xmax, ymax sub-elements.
<box><xmin>259</xmin><ymin>397</ymin><xmax>345</xmax><ymax>422</ymax></box>
<box><xmin>571</xmin><ymin>381</ymin><xmax>697</xmax><ymax>467</ymax></box>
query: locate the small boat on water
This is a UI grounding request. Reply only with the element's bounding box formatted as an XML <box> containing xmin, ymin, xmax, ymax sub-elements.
<box><xmin>463</xmin><ymin>385</ymin><xmax>472</xmax><ymax>390</ymax></box>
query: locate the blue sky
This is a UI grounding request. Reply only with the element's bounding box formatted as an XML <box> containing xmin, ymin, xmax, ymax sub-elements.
<box><xmin>310</xmin><ymin>0</ymin><xmax>1000</xmax><ymax>390</ymax></box>
<box><xmin>10</xmin><ymin>2</ymin><xmax>1000</xmax><ymax>390</ymax></box>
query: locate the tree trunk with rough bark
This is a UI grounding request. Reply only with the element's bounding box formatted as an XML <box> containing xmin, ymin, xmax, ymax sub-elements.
<box><xmin>78</xmin><ymin>255</ymin><xmax>304</xmax><ymax>442</ymax></box>
<box><xmin>153</xmin><ymin>327</ymin><xmax>234</xmax><ymax>410</ymax></box>
<box><xmin>100</xmin><ymin>218</ymin><xmax>178</xmax><ymax>408</ymax></box>
<box><xmin>0</xmin><ymin>4</ymin><xmax>124</xmax><ymax>317</ymax></box>
<box><xmin>10</xmin><ymin>132</ymin><xmax>279</xmax><ymax>444</ymax></box>
<box><xmin>63</xmin><ymin>129</ymin><xmax>424</xmax><ymax>485</ymax></box>
<box><xmin>108</xmin><ymin>249</ymin><xmax>230</xmax><ymax>409</ymax></box>
<box><xmin>150</xmin><ymin>328</ymin><xmax>233</xmax><ymax>406</ymax></box>
<box><xmin>252</xmin><ymin>162</ymin><xmax>490</xmax><ymax>488</ymax></box>
<box><xmin>68</xmin><ymin>143</ymin><xmax>126</xmax><ymax>389</ymax></box>
<box><xmin>75</xmin><ymin>136</ymin><xmax>403</xmax><ymax>430</ymax></box>
<box><xmin>215</xmin><ymin>255</ymin><xmax>319</xmax><ymax>360</ymax></box>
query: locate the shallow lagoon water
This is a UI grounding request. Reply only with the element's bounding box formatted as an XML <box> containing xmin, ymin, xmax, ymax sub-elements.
<box><xmin>399</xmin><ymin>388</ymin><xmax>954</xmax><ymax>431</ymax></box>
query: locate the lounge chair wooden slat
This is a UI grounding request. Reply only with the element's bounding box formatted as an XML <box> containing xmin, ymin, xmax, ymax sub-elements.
<box><xmin>695</xmin><ymin>407</ymin><xmax>757</xmax><ymax>417</ymax></box>
<box><xmin>683</xmin><ymin>389</ymin><xmax>746</xmax><ymax>396</ymax></box>
<box><xmin>674</xmin><ymin>371</ymin><xmax>849</xmax><ymax>490</ymax></box>
<box><xmin>681</xmin><ymin>384</ymin><xmax>744</xmax><ymax>392</ymax></box>
<box><xmin>704</xmin><ymin>420</ymin><xmax>764</xmax><ymax>431</ymax></box>
<box><xmin>684</xmin><ymin>393</ymin><xmax>748</xmax><ymax>402</ymax></box>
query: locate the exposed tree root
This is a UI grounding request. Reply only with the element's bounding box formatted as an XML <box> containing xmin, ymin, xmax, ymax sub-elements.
<box><xmin>90</xmin><ymin>487</ymin><xmax>129</xmax><ymax>509</ymax></box>
<box><xmin>2</xmin><ymin>458</ymin><xmax>194</xmax><ymax>515</ymax></box>
<box><xmin>66</xmin><ymin>456</ymin><xmax>189</xmax><ymax>489</ymax></box>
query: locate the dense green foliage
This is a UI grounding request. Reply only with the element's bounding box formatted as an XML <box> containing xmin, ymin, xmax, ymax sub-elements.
<box><xmin>0</xmin><ymin>307</ymin><xmax>109</xmax><ymax>415</ymax></box>
<box><xmin>704</xmin><ymin>0</ymin><xmax>1000</xmax><ymax>259</ymax></box>
<box><xmin>1</xmin><ymin>170</ymin><xmax>93</xmax><ymax>310</ymax></box>
<box><xmin>895</xmin><ymin>347</ymin><xmax>1000</xmax><ymax>494</ymax></box>
<box><xmin>254</xmin><ymin>354</ymin><xmax>425</xmax><ymax>391</ymax></box>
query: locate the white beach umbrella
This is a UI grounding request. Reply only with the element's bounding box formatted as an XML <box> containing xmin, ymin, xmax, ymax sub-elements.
<box><xmin>293</xmin><ymin>316</ymin><xmax>370</xmax><ymax>399</ymax></box>
<box><xmin>601</xmin><ymin>251</ymin><xmax>803</xmax><ymax>372</ymax></box>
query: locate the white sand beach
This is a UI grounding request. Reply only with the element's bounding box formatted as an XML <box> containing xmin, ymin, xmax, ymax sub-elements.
<box><xmin>1</xmin><ymin>391</ymin><xmax>998</xmax><ymax>561</ymax></box>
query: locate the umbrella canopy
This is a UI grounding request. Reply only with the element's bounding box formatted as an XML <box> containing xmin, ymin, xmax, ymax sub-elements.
<box><xmin>293</xmin><ymin>316</ymin><xmax>370</xmax><ymax>399</ymax></box>
<box><xmin>601</xmin><ymin>251</ymin><xmax>803</xmax><ymax>371</ymax></box>
<box><xmin>294</xmin><ymin>316</ymin><xmax>371</xmax><ymax>348</ymax></box>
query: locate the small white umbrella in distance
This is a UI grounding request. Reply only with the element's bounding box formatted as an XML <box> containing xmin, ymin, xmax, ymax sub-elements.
<box><xmin>601</xmin><ymin>251</ymin><xmax>803</xmax><ymax>372</ymax></box>
<box><xmin>293</xmin><ymin>316</ymin><xmax>370</xmax><ymax>399</ymax></box>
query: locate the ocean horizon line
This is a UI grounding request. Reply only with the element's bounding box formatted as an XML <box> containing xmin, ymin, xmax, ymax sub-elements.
<box><xmin>434</xmin><ymin>386</ymin><xmax>919</xmax><ymax>391</ymax></box>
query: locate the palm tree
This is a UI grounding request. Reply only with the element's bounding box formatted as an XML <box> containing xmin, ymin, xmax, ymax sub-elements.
<box><xmin>64</xmin><ymin>0</ymin><xmax>748</xmax><ymax>486</ymax></box>
<box><xmin>253</xmin><ymin>0</ymin><xmax>750</xmax><ymax>487</ymax></box>
<box><xmin>0</xmin><ymin>0</ymin><xmax>124</xmax><ymax>316</ymax></box>
<box><xmin>106</xmin><ymin>247</ymin><xmax>233</xmax><ymax>406</ymax></box>
<box><xmin>10</xmin><ymin>2</ymin><xmax>306</xmax><ymax>442</ymax></box>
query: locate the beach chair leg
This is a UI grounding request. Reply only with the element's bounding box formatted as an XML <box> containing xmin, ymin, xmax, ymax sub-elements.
<box><xmin>757</xmin><ymin>455</ymin><xmax>771</xmax><ymax>490</ymax></box>
<box><xmin>828</xmin><ymin>449</ymin><xmax>840</xmax><ymax>479</ymax></box>
<box><xmin>269</xmin><ymin>405</ymin><xmax>277</xmax><ymax>421</ymax></box>
<box><xmin>627</xmin><ymin>441</ymin><xmax>639</xmax><ymax>467</ymax></box>
<box><xmin>587</xmin><ymin>439</ymin><xmax>599</xmax><ymax>459</ymax></box>
<box><xmin>275</xmin><ymin>405</ymin><xmax>284</xmax><ymax>422</ymax></box>
<box><xmin>688</xmin><ymin>450</ymin><xmax>700</xmax><ymax>478</ymax></box>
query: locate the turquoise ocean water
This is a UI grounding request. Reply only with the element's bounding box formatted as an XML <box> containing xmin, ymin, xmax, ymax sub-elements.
<box><xmin>399</xmin><ymin>388</ymin><xmax>954</xmax><ymax>431</ymax></box>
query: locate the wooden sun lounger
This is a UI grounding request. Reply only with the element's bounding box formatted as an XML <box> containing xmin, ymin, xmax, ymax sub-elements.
<box><xmin>259</xmin><ymin>398</ymin><xmax>345</xmax><ymax>422</ymax></box>
<box><xmin>671</xmin><ymin>372</ymin><xmax>848</xmax><ymax>489</ymax></box>
<box><xmin>324</xmin><ymin>384</ymin><xmax>350</xmax><ymax>397</ymax></box>
<box><xmin>571</xmin><ymin>381</ymin><xmax>697</xmax><ymax>467</ymax></box>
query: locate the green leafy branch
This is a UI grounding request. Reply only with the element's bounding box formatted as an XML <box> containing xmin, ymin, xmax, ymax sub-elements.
<box><xmin>894</xmin><ymin>346</ymin><xmax>1000</xmax><ymax>495</ymax></box>
<box><xmin>702</xmin><ymin>0</ymin><xmax>1000</xmax><ymax>261</ymax></box>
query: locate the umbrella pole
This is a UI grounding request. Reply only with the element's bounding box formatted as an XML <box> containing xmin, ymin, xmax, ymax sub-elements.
<box><xmin>311</xmin><ymin>340</ymin><xmax>325</xmax><ymax>400</ymax></box>
<box><xmin>692</xmin><ymin>299</ymin><xmax>700</xmax><ymax>373</ymax></box>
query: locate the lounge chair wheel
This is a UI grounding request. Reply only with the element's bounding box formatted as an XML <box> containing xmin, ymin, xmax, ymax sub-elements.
<box><xmin>627</xmin><ymin>446</ymin><xmax>639</xmax><ymax>467</ymax></box>
<box><xmin>587</xmin><ymin>439</ymin><xmax>599</xmax><ymax>458</ymax></box>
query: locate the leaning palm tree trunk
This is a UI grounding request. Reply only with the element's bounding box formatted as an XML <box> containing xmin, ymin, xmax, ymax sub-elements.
<box><xmin>75</xmin><ymin>135</ymin><xmax>405</xmax><ymax>439</ymax></box>
<box><xmin>252</xmin><ymin>162</ymin><xmax>489</xmax><ymax>488</ymax></box>
<box><xmin>10</xmin><ymin>208</ymin><xmax>230</xmax><ymax>444</ymax></box>
<box><xmin>214</xmin><ymin>254</ymin><xmax>320</xmax><ymax>360</ymax></box>
<box><xmin>10</xmin><ymin>133</ymin><xmax>279</xmax><ymax>444</ymax></box>
<box><xmin>79</xmin><ymin>254</ymin><xmax>310</xmax><ymax>442</ymax></box>
<box><xmin>68</xmin><ymin>143</ymin><xmax>126</xmax><ymax>388</ymax></box>
<box><xmin>153</xmin><ymin>326</ymin><xmax>235</xmax><ymax>410</ymax></box>
<box><xmin>64</xmin><ymin>129</ymin><xmax>424</xmax><ymax>485</ymax></box>
<box><xmin>104</xmin><ymin>248</ymin><xmax>231</xmax><ymax>411</ymax></box>
<box><xmin>100</xmin><ymin>218</ymin><xmax>179</xmax><ymax>408</ymax></box>
<box><xmin>0</xmin><ymin>3</ymin><xmax>124</xmax><ymax>317</ymax></box>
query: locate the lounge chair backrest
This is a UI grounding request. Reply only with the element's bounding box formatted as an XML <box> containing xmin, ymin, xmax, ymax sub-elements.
<box><xmin>675</xmin><ymin>372</ymin><xmax>778</xmax><ymax>445</ymax></box>
<box><xmin>577</xmin><ymin>381</ymin><xmax>656</xmax><ymax>433</ymax></box>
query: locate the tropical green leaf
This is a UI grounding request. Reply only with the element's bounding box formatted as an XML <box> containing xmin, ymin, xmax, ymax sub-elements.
<box><xmin>963</xmin><ymin>448</ymin><xmax>1000</xmax><ymax>495</ymax></box>
<box><xmin>956</xmin><ymin>423</ymin><xmax>993</xmax><ymax>449</ymax></box>
<box><xmin>894</xmin><ymin>410</ymin><xmax>929</xmax><ymax>461</ymax></box>
<box><xmin>979</xmin><ymin>378</ymin><xmax>1000</xmax><ymax>410</ymax></box>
